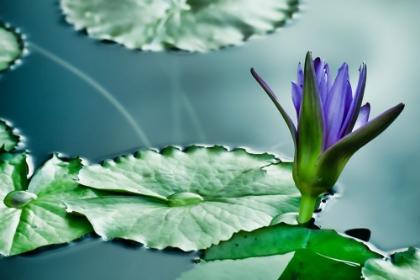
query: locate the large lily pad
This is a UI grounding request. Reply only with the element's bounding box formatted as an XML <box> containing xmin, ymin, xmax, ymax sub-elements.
<box><xmin>204</xmin><ymin>223</ymin><xmax>381</xmax><ymax>264</ymax></box>
<box><xmin>362</xmin><ymin>247</ymin><xmax>420</xmax><ymax>280</ymax></box>
<box><xmin>0</xmin><ymin>120</ymin><xmax>19</xmax><ymax>152</ymax></box>
<box><xmin>0</xmin><ymin>25</ymin><xmax>22</xmax><ymax>71</ymax></box>
<box><xmin>64</xmin><ymin>146</ymin><xmax>301</xmax><ymax>251</ymax></box>
<box><xmin>0</xmin><ymin>153</ymin><xmax>102</xmax><ymax>256</ymax></box>
<box><xmin>61</xmin><ymin>0</ymin><xmax>299</xmax><ymax>52</ymax></box>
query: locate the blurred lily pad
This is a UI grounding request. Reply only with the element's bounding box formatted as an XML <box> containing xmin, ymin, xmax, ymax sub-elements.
<box><xmin>60</xmin><ymin>0</ymin><xmax>299</xmax><ymax>52</ymax></box>
<box><xmin>0</xmin><ymin>153</ymin><xmax>102</xmax><ymax>256</ymax></box>
<box><xmin>363</xmin><ymin>247</ymin><xmax>420</xmax><ymax>280</ymax></box>
<box><xmin>0</xmin><ymin>120</ymin><xmax>19</xmax><ymax>152</ymax></box>
<box><xmin>0</xmin><ymin>24</ymin><xmax>23</xmax><ymax>71</ymax></box>
<box><xmin>64</xmin><ymin>146</ymin><xmax>301</xmax><ymax>251</ymax></box>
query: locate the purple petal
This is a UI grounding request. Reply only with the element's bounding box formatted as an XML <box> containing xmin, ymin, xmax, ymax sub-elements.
<box><xmin>353</xmin><ymin>103</ymin><xmax>371</xmax><ymax>131</ymax></box>
<box><xmin>319</xmin><ymin>64</ymin><xmax>332</xmax><ymax>106</ymax></box>
<box><xmin>323</xmin><ymin>63</ymin><xmax>350</xmax><ymax>150</ymax></box>
<box><xmin>339</xmin><ymin>63</ymin><xmax>367</xmax><ymax>138</ymax></box>
<box><xmin>325</xmin><ymin>64</ymin><xmax>333</xmax><ymax>92</ymax></box>
<box><xmin>297</xmin><ymin>63</ymin><xmax>303</xmax><ymax>87</ymax></box>
<box><xmin>343</xmin><ymin>80</ymin><xmax>353</xmax><ymax>122</ymax></box>
<box><xmin>251</xmin><ymin>68</ymin><xmax>297</xmax><ymax>146</ymax></box>
<box><xmin>313</xmin><ymin>58</ymin><xmax>326</xmax><ymax>86</ymax></box>
<box><xmin>291</xmin><ymin>81</ymin><xmax>302</xmax><ymax>117</ymax></box>
<box><xmin>318</xmin><ymin>71</ymin><xmax>328</xmax><ymax>106</ymax></box>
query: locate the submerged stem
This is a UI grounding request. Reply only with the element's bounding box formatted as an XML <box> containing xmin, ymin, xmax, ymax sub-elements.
<box><xmin>297</xmin><ymin>195</ymin><xmax>318</xmax><ymax>224</ymax></box>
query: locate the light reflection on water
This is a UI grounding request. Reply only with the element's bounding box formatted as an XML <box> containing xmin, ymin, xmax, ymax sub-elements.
<box><xmin>0</xmin><ymin>0</ymin><xmax>419</xmax><ymax>279</ymax></box>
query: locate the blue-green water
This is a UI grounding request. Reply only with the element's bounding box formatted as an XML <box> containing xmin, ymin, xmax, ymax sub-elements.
<box><xmin>0</xmin><ymin>0</ymin><xmax>419</xmax><ymax>279</ymax></box>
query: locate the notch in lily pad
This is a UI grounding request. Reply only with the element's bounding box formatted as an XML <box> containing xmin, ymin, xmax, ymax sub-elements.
<box><xmin>0</xmin><ymin>23</ymin><xmax>24</xmax><ymax>71</ymax></box>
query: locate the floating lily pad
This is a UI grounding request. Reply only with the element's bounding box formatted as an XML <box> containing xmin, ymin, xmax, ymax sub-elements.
<box><xmin>204</xmin><ymin>223</ymin><xmax>381</xmax><ymax>264</ymax></box>
<box><xmin>64</xmin><ymin>146</ymin><xmax>301</xmax><ymax>251</ymax></box>
<box><xmin>0</xmin><ymin>153</ymin><xmax>102</xmax><ymax>256</ymax></box>
<box><xmin>363</xmin><ymin>247</ymin><xmax>420</xmax><ymax>280</ymax></box>
<box><xmin>60</xmin><ymin>0</ymin><xmax>299</xmax><ymax>52</ymax></box>
<box><xmin>0</xmin><ymin>24</ymin><xmax>23</xmax><ymax>71</ymax></box>
<box><xmin>0</xmin><ymin>120</ymin><xmax>19</xmax><ymax>151</ymax></box>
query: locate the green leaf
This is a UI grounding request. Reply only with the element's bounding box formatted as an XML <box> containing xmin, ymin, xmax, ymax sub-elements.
<box><xmin>60</xmin><ymin>0</ymin><xmax>299</xmax><ymax>52</ymax></box>
<box><xmin>0</xmin><ymin>153</ymin><xmax>102</xmax><ymax>256</ymax></box>
<box><xmin>0</xmin><ymin>120</ymin><xmax>19</xmax><ymax>152</ymax></box>
<box><xmin>204</xmin><ymin>223</ymin><xmax>381</xmax><ymax>264</ymax></box>
<box><xmin>0</xmin><ymin>25</ymin><xmax>22</xmax><ymax>71</ymax></box>
<box><xmin>177</xmin><ymin>254</ymin><xmax>294</xmax><ymax>280</ymax></box>
<box><xmin>65</xmin><ymin>146</ymin><xmax>301</xmax><ymax>251</ymax></box>
<box><xmin>178</xmin><ymin>250</ymin><xmax>363</xmax><ymax>280</ymax></box>
<box><xmin>279</xmin><ymin>249</ymin><xmax>362</xmax><ymax>280</ymax></box>
<box><xmin>362</xmin><ymin>247</ymin><xmax>420</xmax><ymax>280</ymax></box>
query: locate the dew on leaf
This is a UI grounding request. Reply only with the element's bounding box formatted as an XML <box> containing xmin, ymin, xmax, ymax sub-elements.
<box><xmin>60</xmin><ymin>0</ymin><xmax>299</xmax><ymax>52</ymax></box>
<box><xmin>167</xmin><ymin>192</ymin><xmax>204</xmax><ymax>207</ymax></box>
<box><xmin>3</xmin><ymin>191</ymin><xmax>37</xmax><ymax>208</ymax></box>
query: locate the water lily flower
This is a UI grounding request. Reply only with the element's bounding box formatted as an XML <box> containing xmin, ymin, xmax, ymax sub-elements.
<box><xmin>251</xmin><ymin>51</ymin><xmax>404</xmax><ymax>224</ymax></box>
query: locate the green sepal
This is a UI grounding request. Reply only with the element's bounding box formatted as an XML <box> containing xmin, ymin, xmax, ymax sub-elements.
<box><xmin>251</xmin><ymin>68</ymin><xmax>297</xmax><ymax>147</ymax></box>
<box><xmin>294</xmin><ymin>52</ymin><xmax>324</xmax><ymax>193</ymax></box>
<box><xmin>313</xmin><ymin>103</ymin><xmax>404</xmax><ymax>190</ymax></box>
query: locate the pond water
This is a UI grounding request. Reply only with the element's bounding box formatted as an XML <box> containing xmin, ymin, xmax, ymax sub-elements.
<box><xmin>1</xmin><ymin>0</ymin><xmax>420</xmax><ymax>279</ymax></box>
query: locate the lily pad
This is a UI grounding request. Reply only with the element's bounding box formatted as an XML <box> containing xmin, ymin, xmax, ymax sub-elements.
<box><xmin>60</xmin><ymin>0</ymin><xmax>299</xmax><ymax>52</ymax></box>
<box><xmin>362</xmin><ymin>247</ymin><xmax>420</xmax><ymax>280</ymax></box>
<box><xmin>279</xmin><ymin>249</ymin><xmax>363</xmax><ymax>279</ymax></box>
<box><xmin>204</xmin><ymin>223</ymin><xmax>381</xmax><ymax>264</ymax></box>
<box><xmin>0</xmin><ymin>120</ymin><xmax>19</xmax><ymax>152</ymax></box>
<box><xmin>0</xmin><ymin>153</ymin><xmax>102</xmax><ymax>256</ymax></box>
<box><xmin>0</xmin><ymin>24</ymin><xmax>22</xmax><ymax>71</ymax></box>
<box><xmin>64</xmin><ymin>146</ymin><xmax>301</xmax><ymax>251</ymax></box>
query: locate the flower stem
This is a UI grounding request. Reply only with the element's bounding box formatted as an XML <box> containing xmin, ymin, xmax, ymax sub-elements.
<box><xmin>297</xmin><ymin>195</ymin><xmax>318</xmax><ymax>224</ymax></box>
